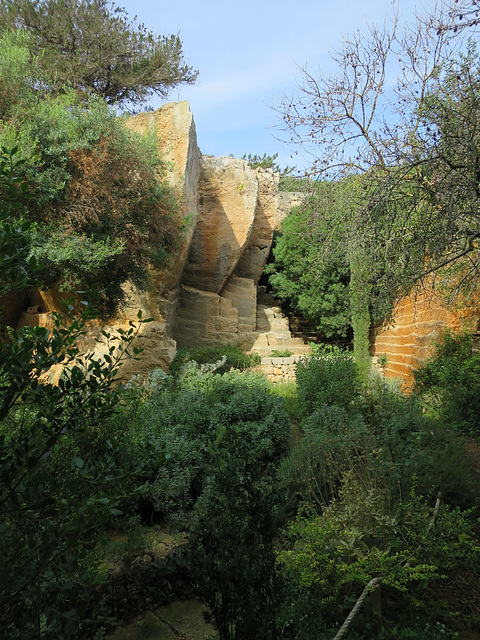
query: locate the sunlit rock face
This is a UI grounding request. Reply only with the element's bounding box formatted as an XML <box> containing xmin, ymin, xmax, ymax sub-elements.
<box><xmin>173</xmin><ymin>156</ymin><xmax>285</xmax><ymax>350</ymax></box>
<box><xmin>126</xmin><ymin>100</ymin><xmax>202</xmax><ymax>334</ymax></box>
<box><xmin>6</xmin><ymin>100</ymin><xmax>471</xmax><ymax>382</ymax></box>
<box><xmin>181</xmin><ymin>156</ymin><xmax>258</xmax><ymax>294</ymax></box>
<box><xmin>371</xmin><ymin>286</ymin><xmax>478</xmax><ymax>386</ymax></box>
<box><xmin>234</xmin><ymin>167</ymin><xmax>280</xmax><ymax>284</ymax></box>
<box><xmin>4</xmin><ymin>101</ymin><xmax>302</xmax><ymax>374</ymax></box>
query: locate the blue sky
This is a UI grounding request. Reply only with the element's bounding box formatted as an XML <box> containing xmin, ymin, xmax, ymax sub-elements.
<box><xmin>120</xmin><ymin>0</ymin><xmax>430</xmax><ymax>170</ymax></box>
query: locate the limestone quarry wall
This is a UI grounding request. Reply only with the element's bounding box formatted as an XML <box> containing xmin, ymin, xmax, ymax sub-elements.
<box><xmin>173</xmin><ymin>157</ymin><xmax>280</xmax><ymax>352</ymax></box>
<box><xmin>371</xmin><ymin>287</ymin><xmax>478</xmax><ymax>385</ymax></box>
<box><xmin>5</xmin><ymin>99</ymin><xmax>479</xmax><ymax>384</ymax></box>
<box><xmin>6</xmin><ymin>101</ymin><xmax>283</xmax><ymax>376</ymax></box>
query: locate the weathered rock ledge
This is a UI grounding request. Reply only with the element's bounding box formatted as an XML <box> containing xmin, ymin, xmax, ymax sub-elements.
<box><xmin>7</xmin><ymin>100</ymin><xmax>471</xmax><ymax>384</ymax></box>
<box><xmin>6</xmin><ymin>101</ymin><xmax>307</xmax><ymax>378</ymax></box>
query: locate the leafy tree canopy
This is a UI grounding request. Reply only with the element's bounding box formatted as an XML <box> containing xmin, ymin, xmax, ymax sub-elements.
<box><xmin>275</xmin><ymin>1</ymin><xmax>480</xmax><ymax>363</ymax></box>
<box><xmin>0</xmin><ymin>31</ymin><xmax>183</xmax><ymax>315</ymax></box>
<box><xmin>266</xmin><ymin>185</ymin><xmax>351</xmax><ymax>340</ymax></box>
<box><xmin>0</xmin><ymin>0</ymin><xmax>198</xmax><ymax>107</ymax></box>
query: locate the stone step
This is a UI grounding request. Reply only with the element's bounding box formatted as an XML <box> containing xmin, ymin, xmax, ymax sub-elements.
<box><xmin>221</xmin><ymin>276</ymin><xmax>256</xmax><ymax>333</ymax></box>
<box><xmin>250</xmin><ymin>294</ymin><xmax>313</xmax><ymax>358</ymax></box>
<box><xmin>221</xmin><ymin>275</ymin><xmax>256</xmax><ymax>294</ymax></box>
<box><xmin>256</xmin><ymin>306</ymin><xmax>290</xmax><ymax>332</ymax></box>
<box><xmin>248</xmin><ymin>331</ymin><xmax>312</xmax><ymax>357</ymax></box>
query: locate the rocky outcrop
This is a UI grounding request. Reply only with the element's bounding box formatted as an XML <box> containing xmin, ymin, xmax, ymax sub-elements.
<box><xmin>6</xmin><ymin>101</ymin><xmax>309</xmax><ymax>376</ymax></box>
<box><xmin>9</xmin><ymin>102</ymin><xmax>202</xmax><ymax>376</ymax></box>
<box><xmin>277</xmin><ymin>191</ymin><xmax>304</xmax><ymax>224</ymax></box>
<box><xmin>10</xmin><ymin>100</ymin><xmax>478</xmax><ymax>384</ymax></box>
<box><xmin>125</xmin><ymin>101</ymin><xmax>201</xmax><ymax>334</ymax></box>
<box><xmin>234</xmin><ymin>168</ymin><xmax>279</xmax><ymax>283</ymax></box>
<box><xmin>172</xmin><ymin>154</ymin><xmax>292</xmax><ymax>355</ymax></box>
<box><xmin>91</xmin><ymin>101</ymin><xmax>202</xmax><ymax>377</ymax></box>
<box><xmin>182</xmin><ymin>156</ymin><xmax>258</xmax><ymax>293</ymax></box>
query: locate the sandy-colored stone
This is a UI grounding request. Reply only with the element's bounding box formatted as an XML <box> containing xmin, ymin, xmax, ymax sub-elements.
<box><xmin>234</xmin><ymin>168</ymin><xmax>279</xmax><ymax>283</ymax></box>
<box><xmin>174</xmin><ymin>285</ymin><xmax>221</xmax><ymax>349</ymax></box>
<box><xmin>0</xmin><ymin>291</ymin><xmax>29</xmax><ymax>328</ymax></box>
<box><xmin>220</xmin><ymin>276</ymin><xmax>257</xmax><ymax>333</ymax></box>
<box><xmin>372</xmin><ymin>284</ymin><xmax>478</xmax><ymax>385</ymax></box>
<box><xmin>126</xmin><ymin>101</ymin><xmax>202</xmax><ymax>332</ymax></box>
<box><xmin>182</xmin><ymin>156</ymin><xmax>258</xmax><ymax>293</ymax></box>
<box><xmin>126</xmin><ymin>101</ymin><xmax>200</xmax><ymax>197</ymax></box>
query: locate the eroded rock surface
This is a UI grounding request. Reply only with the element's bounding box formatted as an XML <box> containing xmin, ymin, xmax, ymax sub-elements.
<box><xmin>182</xmin><ymin>156</ymin><xmax>258</xmax><ymax>293</ymax></box>
<box><xmin>126</xmin><ymin>101</ymin><xmax>202</xmax><ymax>334</ymax></box>
<box><xmin>6</xmin><ymin>101</ymin><xmax>310</xmax><ymax>376</ymax></box>
<box><xmin>234</xmin><ymin>168</ymin><xmax>279</xmax><ymax>283</ymax></box>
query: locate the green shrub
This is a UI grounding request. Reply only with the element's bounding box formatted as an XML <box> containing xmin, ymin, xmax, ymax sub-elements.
<box><xmin>278</xmin><ymin>373</ymin><xmax>474</xmax><ymax>527</ymax></box>
<box><xmin>269</xmin><ymin>349</ymin><xmax>292</xmax><ymax>357</ymax></box>
<box><xmin>277</xmin><ymin>405</ymin><xmax>371</xmax><ymax>513</ymax></box>
<box><xmin>414</xmin><ymin>330</ymin><xmax>480</xmax><ymax>434</ymax></box>
<box><xmin>169</xmin><ymin>343</ymin><xmax>261</xmax><ymax>380</ymax></box>
<box><xmin>114</xmin><ymin>366</ymin><xmax>290</xmax><ymax>639</ymax></box>
<box><xmin>116</xmin><ymin>367</ymin><xmax>290</xmax><ymax>520</ymax></box>
<box><xmin>0</xmin><ymin>307</ymin><xmax>149</xmax><ymax>639</ymax></box>
<box><xmin>361</xmin><ymin>376</ymin><xmax>474</xmax><ymax>505</ymax></box>
<box><xmin>188</xmin><ymin>436</ymin><xmax>282</xmax><ymax>640</ymax></box>
<box><xmin>0</xmin><ymin>32</ymin><xmax>182</xmax><ymax>314</ymax></box>
<box><xmin>269</xmin><ymin>379</ymin><xmax>300</xmax><ymax>421</ymax></box>
<box><xmin>296</xmin><ymin>347</ymin><xmax>359</xmax><ymax>416</ymax></box>
<box><xmin>277</xmin><ymin>478</ymin><xmax>478</xmax><ymax>640</ymax></box>
<box><xmin>264</xmin><ymin>198</ymin><xmax>352</xmax><ymax>340</ymax></box>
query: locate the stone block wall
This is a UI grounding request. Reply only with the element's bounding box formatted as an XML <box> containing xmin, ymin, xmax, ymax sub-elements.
<box><xmin>371</xmin><ymin>286</ymin><xmax>478</xmax><ymax>385</ymax></box>
<box><xmin>254</xmin><ymin>355</ymin><xmax>304</xmax><ymax>383</ymax></box>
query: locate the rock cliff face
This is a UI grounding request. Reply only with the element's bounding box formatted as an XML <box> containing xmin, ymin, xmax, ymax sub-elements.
<box><xmin>371</xmin><ymin>285</ymin><xmax>478</xmax><ymax>385</ymax></box>
<box><xmin>9</xmin><ymin>100</ymin><xmax>472</xmax><ymax>384</ymax></box>
<box><xmin>9</xmin><ymin>101</ymin><xmax>305</xmax><ymax>376</ymax></box>
<box><xmin>182</xmin><ymin>156</ymin><xmax>258</xmax><ymax>293</ymax></box>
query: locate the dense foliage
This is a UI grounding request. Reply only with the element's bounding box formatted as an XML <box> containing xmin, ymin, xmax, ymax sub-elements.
<box><xmin>1</xmin><ymin>300</ymin><xmax>478</xmax><ymax>639</ymax></box>
<box><xmin>266</xmin><ymin>194</ymin><xmax>351</xmax><ymax>340</ymax></box>
<box><xmin>415</xmin><ymin>330</ymin><xmax>480</xmax><ymax>434</ymax></box>
<box><xmin>0</xmin><ymin>30</ymin><xmax>182</xmax><ymax>314</ymax></box>
<box><xmin>275</xmin><ymin>351</ymin><xmax>477</xmax><ymax>639</ymax></box>
<box><xmin>168</xmin><ymin>343</ymin><xmax>261</xmax><ymax>380</ymax></box>
<box><xmin>274</xmin><ymin>2</ymin><xmax>480</xmax><ymax>366</ymax></box>
<box><xmin>116</xmin><ymin>364</ymin><xmax>290</xmax><ymax>640</ymax></box>
<box><xmin>0</xmin><ymin>153</ymin><xmax>151</xmax><ymax>637</ymax></box>
<box><xmin>0</xmin><ymin>308</ymin><xmax>148</xmax><ymax>639</ymax></box>
<box><xmin>2</xmin><ymin>1</ymin><xmax>480</xmax><ymax>638</ymax></box>
<box><xmin>0</xmin><ymin>0</ymin><xmax>197</xmax><ymax>107</ymax></box>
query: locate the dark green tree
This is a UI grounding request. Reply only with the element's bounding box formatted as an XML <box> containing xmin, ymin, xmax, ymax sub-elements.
<box><xmin>0</xmin><ymin>30</ymin><xmax>183</xmax><ymax>315</ymax></box>
<box><xmin>0</xmin><ymin>0</ymin><xmax>198</xmax><ymax>107</ymax></box>
<box><xmin>265</xmin><ymin>188</ymin><xmax>351</xmax><ymax>341</ymax></box>
<box><xmin>0</xmin><ymin>152</ymin><xmax>150</xmax><ymax>638</ymax></box>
